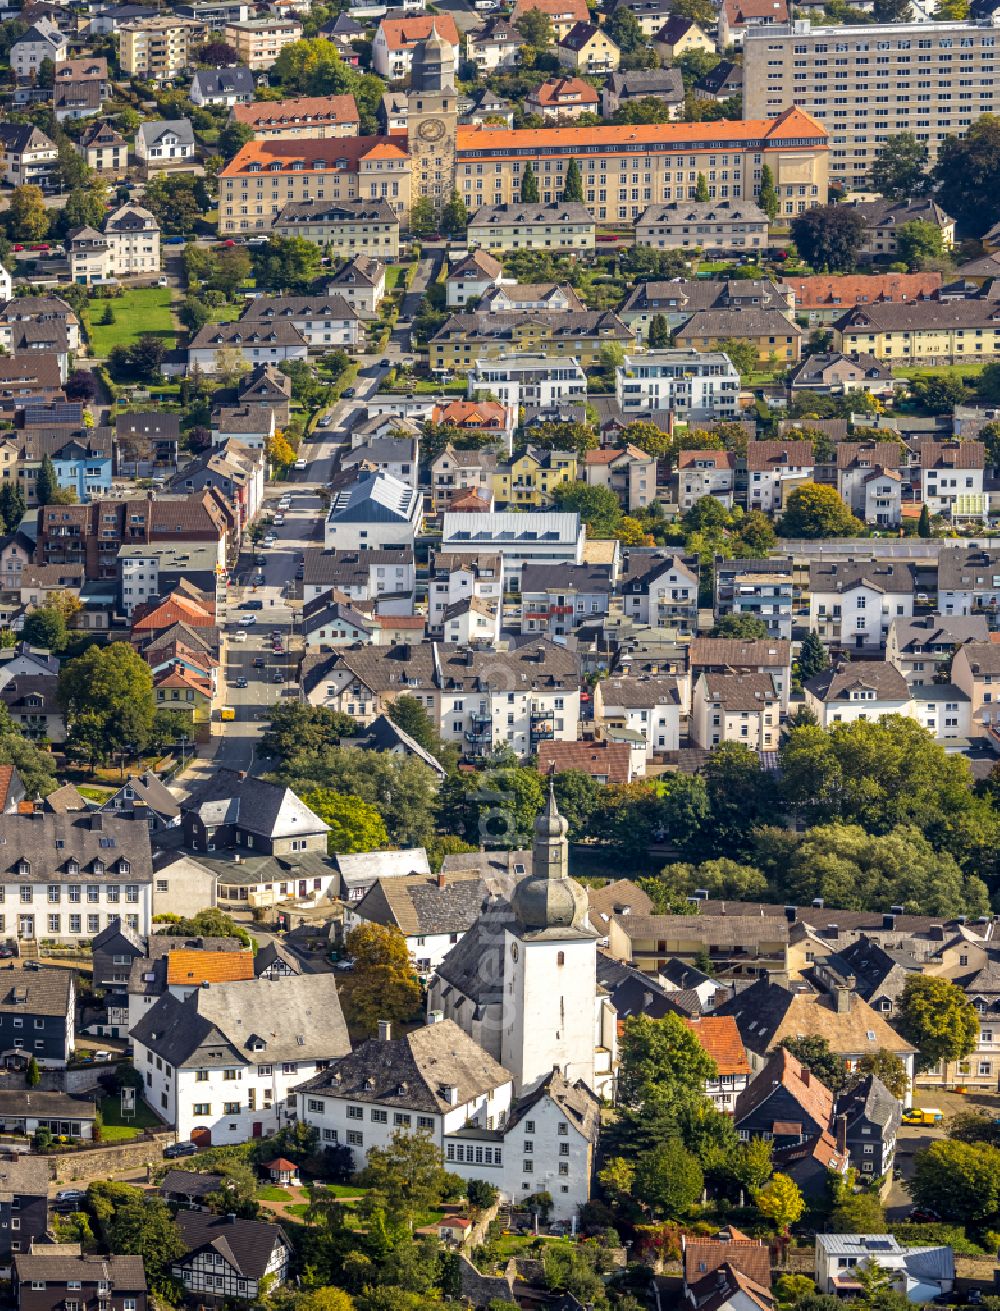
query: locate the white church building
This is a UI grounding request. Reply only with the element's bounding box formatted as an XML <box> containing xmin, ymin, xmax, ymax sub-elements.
<box><xmin>295</xmin><ymin>781</ymin><xmax>605</xmax><ymax>1221</ymax></box>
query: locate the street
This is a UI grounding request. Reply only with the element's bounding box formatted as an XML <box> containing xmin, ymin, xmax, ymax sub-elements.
<box><xmin>183</xmin><ymin>253</ymin><xmax>440</xmax><ymax>779</ymax></box>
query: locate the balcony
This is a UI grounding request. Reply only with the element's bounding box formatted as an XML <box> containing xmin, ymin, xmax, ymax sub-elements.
<box><xmin>469</xmin><ymin>711</ymin><xmax>491</xmax><ymax>728</ymax></box>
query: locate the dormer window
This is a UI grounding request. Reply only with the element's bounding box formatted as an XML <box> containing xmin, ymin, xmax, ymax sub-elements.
<box><xmin>16</xmin><ymin>860</ymin><xmax>29</xmax><ymax>876</ymax></box>
<box><xmin>118</xmin><ymin>859</ymin><xmax>130</xmax><ymax>875</ymax></box>
<box><xmin>92</xmin><ymin>859</ymin><xmax>104</xmax><ymax>876</ymax></box>
<box><xmin>67</xmin><ymin>860</ymin><xmax>79</xmax><ymax>876</ymax></box>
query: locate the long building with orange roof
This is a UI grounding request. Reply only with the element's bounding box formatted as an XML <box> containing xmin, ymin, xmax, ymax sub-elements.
<box><xmin>219</xmin><ymin>105</ymin><xmax>828</xmax><ymax>233</ymax></box>
<box><xmin>231</xmin><ymin>94</ymin><xmax>360</xmax><ymax>140</ymax></box>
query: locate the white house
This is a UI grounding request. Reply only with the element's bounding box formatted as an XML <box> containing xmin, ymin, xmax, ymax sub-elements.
<box><xmin>240</xmin><ymin>295</ymin><xmax>361</xmax><ymax>350</ymax></box>
<box><xmin>130</xmin><ymin>973</ymin><xmax>350</xmax><ymax>1146</ymax></box>
<box><xmin>371</xmin><ymin>14</ymin><xmax>460</xmax><ymax>80</ymax></box>
<box><xmin>427</xmin><ymin>552</ymin><xmax>503</xmax><ymax>634</ymax></box>
<box><xmin>808</xmin><ymin>561</ymin><xmax>915</xmax><ymax>651</ymax></box>
<box><xmin>447</xmin><ymin>250</ymin><xmax>504</xmax><ymax>308</ymax></box>
<box><xmin>11</xmin><ymin>19</ymin><xmax>66</xmax><ymax>80</ymax></box>
<box><xmin>439</xmin><ymin>511</ymin><xmax>585</xmax><ymax>589</ymax></box>
<box><xmin>324</xmin><ymin>469</ymin><xmax>424</xmax><ymax>553</ymax></box>
<box><xmin>616</xmin><ymin>350</ymin><xmax>741</xmax><ymax>421</ymax></box>
<box><xmin>746</xmin><ymin>440</ymin><xmax>814</xmax><ymax>515</ymax></box>
<box><xmin>690</xmin><ymin>671</ymin><xmax>781</xmax><ymax>751</ymax></box>
<box><xmin>620</xmin><ymin>550</ymin><xmax>699</xmax><ymax>634</ymax></box>
<box><xmin>836</xmin><ymin>441</ymin><xmax>903</xmax><ymax>528</ymax></box>
<box><xmin>135</xmin><ymin>120</ymin><xmax>196</xmax><ymax>168</ymax></box>
<box><xmin>467</xmin><ymin>355</ymin><xmax>587</xmax><ymax>411</ymax></box>
<box><xmin>919</xmin><ymin>440</ymin><xmax>986</xmax><ymax>521</ymax></box>
<box><xmin>937</xmin><ymin>546</ymin><xmax>1000</xmax><ymax>618</ymax></box>
<box><xmin>814</xmin><ymin>1236</ymin><xmax>954</xmax><ymax>1303</ymax></box>
<box><xmin>804</xmin><ymin>661</ymin><xmax>912</xmax><ymax>729</ymax></box>
<box><xmin>345</xmin><ymin>871</ymin><xmax>486</xmax><ymax>973</ymax></box>
<box><xmin>173</xmin><ymin>1212</ymin><xmax>291</xmax><ymax>1302</ymax></box>
<box><xmin>594</xmin><ymin>676</ymin><xmax>681</xmax><ymax>764</ymax></box>
<box><xmin>676</xmin><ymin>450</ymin><xmax>736</xmax><ymax>511</ymax></box>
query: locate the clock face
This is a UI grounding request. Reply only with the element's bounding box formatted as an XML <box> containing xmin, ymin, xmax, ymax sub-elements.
<box><xmin>417</xmin><ymin>118</ymin><xmax>446</xmax><ymax>143</ymax></box>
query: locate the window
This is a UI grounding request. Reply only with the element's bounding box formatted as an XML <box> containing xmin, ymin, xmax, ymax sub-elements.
<box><xmin>394</xmin><ymin>1113</ymin><xmax>411</xmax><ymax>1127</ymax></box>
<box><xmin>347</xmin><ymin>1105</ymin><xmax>363</xmax><ymax>1120</ymax></box>
<box><xmin>193</xmin><ymin>1103</ymin><xmax>211</xmax><ymax>1116</ymax></box>
<box><xmin>346</xmin><ymin>1130</ymin><xmax>363</xmax><ymax>1146</ymax></box>
<box><xmin>371</xmin><ymin>1108</ymin><xmax>387</xmax><ymax>1123</ymax></box>
<box><xmin>224</xmin><ymin>1101</ymin><xmax>240</xmax><ymax>1114</ymax></box>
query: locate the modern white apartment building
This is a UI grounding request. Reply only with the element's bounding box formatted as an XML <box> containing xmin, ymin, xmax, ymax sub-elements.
<box><xmin>616</xmin><ymin>350</ymin><xmax>741</xmax><ymax>421</ymax></box>
<box><xmin>440</xmin><ymin>511</ymin><xmax>585</xmax><ymax>587</ymax></box>
<box><xmin>467</xmin><ymin>356</ymin><xmax>587</xmax><ymax>411</ymax></box>
<box><xmin>744</xmin><ymin>19</ymin><xmax>1000</xmax><ymax>188</ymax></box>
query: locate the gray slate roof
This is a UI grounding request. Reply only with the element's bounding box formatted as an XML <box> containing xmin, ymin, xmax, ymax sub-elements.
<box><xmin>182</xmin><ymin>768</ymin><xmax>328</xmax><ymax>841</ymax></box>
<box><xmin>0</xmin><ymin>964</ymin><xmax>71</xmax><ymax>1017</ymax></box>
<box><xmin>175</xmin><ymin>1211</ymin><xmax>288</xmax><ymax>1280</ymax></box>
<box><xmin>353</xmin><ymin>873</ymin><xmax>487</xmax><ymax>937</ymax></box>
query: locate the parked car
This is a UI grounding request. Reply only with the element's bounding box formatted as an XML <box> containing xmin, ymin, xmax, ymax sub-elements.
<box><xmin>240</xmin><ymin>599</ymin><xmax>263</xmax><ymax>611</ymax></box>
<box><xmin>238</xmin><ymin>615</ymin><xmax>256</xmax><ymax>627</ymax></box>
<box><xmin>318</xmin><ymin>415</ymin><xmax>332</xmax><ymax>427</ymax></box>
<box><xmin>164</xmin><ymin>1141</ymin><xmax>198</xmax><ymax>1159</ymax></box>
<box><xmin>234</xmin><ymin>677</ymin><xmax>248</xmax><ymax>689</ymax></box>
<box><xmin>55</xmin><ymin>1189</ymin><xmax>87</xmax><ymax>1206</ymax></box>
<box><xmin>253</xmin><ymin>656</ymin><xmax>265</xmax><ymax>668</ymax></box>
<box><xmin>341</xmin><ymin>387</ymin><xmax>355</xmax><ymax>399</ymax></box>
<box><xmin>272</xmin><ymin>670</ymin><xmax>283</xmax><ymax>683</ymax></box>
<box><xmin>294</xmin><ymin>458</ymin><xmax>307</xmax><ymax>470</ymax></box>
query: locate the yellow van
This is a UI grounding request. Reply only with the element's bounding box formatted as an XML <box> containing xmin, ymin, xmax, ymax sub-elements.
<box><xmin>220</xmin><ymin>707</ymin><xmax>236</xmax><ymax>722</ymax></box>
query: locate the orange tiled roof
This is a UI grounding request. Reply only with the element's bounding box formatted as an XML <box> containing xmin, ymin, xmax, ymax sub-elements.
<box><xmin>456</xmin><ymin>107</ymin><xmax>826</xmax><ymax>158</ymax></box>
<box><xmin>233</xmin><ymin>94</ymin><xmax>359</xmax><ymax>128</ymax></box>
<box><xmin>222</xmin><ymin>135</ymin><xmax>408</xmax><ymax>176</ymax></box>
<box><xmin>781</xmin><ymin>271</ymin><xmax>942</xmax><ymax>311</ymax></box>
<box><xmin>154</xmin><ymin>666</ymin><xmax>212</xmax><ymax>696</ymax></box>
<box><xmin>166</xmin><ymin>948</ymin><xmax>254</xmax><ymax>985</ymax></box>
<box><xmin>722</xmin><ymin>0</ymin><xmax>788</xmax><ymax>25</ymax></box>
<box><xmin>512</xmin><ymin>0</ymin><xmax>589</xmax><ymax>21</ymax></box>
<box><xmin>531</xmin><ymin>76</ymin><xmax>599</xmax><ymax>107</ymax></box>
<box><xmin>379</xmin><ymin>13</ymin><xmax>460</xmax><ymax>49</ymax></box>
<box><xmin>683</xmin><ymin>1015</ymin><xmax>752</xmax><ymax>1077</ymax></box>
<box><xmin>132</xmin><ymin>594</ymin><xmax>215</xmax><ymax>631</ymax></box>
<box><xmin>433</xmin><ymin>399</ymin><xmax>509</xmax><ymax>427</ymax></box>
<box><xmin>678</xmin><ymin>449</ymin><xmax>737</xmax><ymax>470</ymax></box>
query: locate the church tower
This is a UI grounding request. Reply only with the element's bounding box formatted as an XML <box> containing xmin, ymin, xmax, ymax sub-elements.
<box><xmin>407</xmin><ymin>25</ymin><xmax>458</xmax><ymax>216</ymax></box>
<box><xmin>501</xmin><ymin>776</ymin><xmax>598</xmax><ymax>1095</ymax></box>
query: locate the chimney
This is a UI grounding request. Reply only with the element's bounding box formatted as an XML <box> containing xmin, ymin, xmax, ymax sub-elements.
<box><xmin>812</xmin><ymin>897</ymin><xmax>824</xmax><ymax>909</ymax></box>
<box><xmin>834</xmin><ymin>987</ymin><xmax>851</xmax><ymax>1014</ymax></box>
<box><xmin>378</xmin><ymin>1020</ymin><xmax>392</xmax><ymax>1042</ymax></box>
<box><xmin>891</xmin><ymin>904</ymin><xmax>904</xmax><ymax>916</ymax></box>
<box><xmin>226</xmin><ymin>1213</ymin><xmax>237</xmax><ymax>1224</ymax></box>
<box><xmin>826</xmin><ymin>923</ymin><xmax>839</xmax><ymax>940</ymax></box>
<box><xmin>836</xmin><ymin>1112</ymin><xmax>848</xmax><ymax>1156</ymax></box>
<box><xmin>441</xmin><ymin>1084</ymin><xmax>459</xmax><ymax>1106</ymax></box>
<box><xmin>238</xmin><ymin>771</ymin><xmax>248</xmax><ymax>781</ymax></box>
<box><xmin>801</xmin><ymin>1067</ymin><xmax>810</xmax><ymax>1088</ymax></box>
<box><xmin>427</xmin><ymin>1010</ymin><xmax>444</xmax><ymax>1025</ymax></box>
<box><xmin>89</xmin><ymin>813</ymin><xmax>103</xmax><ymax>831</ymax></box>
<box><xmin>437</xmin><ymin>872</ymin><xmax>446</xmax><ymax>890</ymax></box>
<box><xmin>784</xmin><ymin>905</ymin><xmax>797</xmax><ymax>924</ymax></box>
<box><xmin>883</xmin><ymin>913</ymin><xmax>896</xmax><ymax>931</ymax></box>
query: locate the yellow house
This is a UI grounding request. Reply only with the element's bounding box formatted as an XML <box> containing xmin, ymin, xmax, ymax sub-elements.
<box><xmin>654</xmin><ymin>16</ymin><xmax>715</xmax><ymax>59</ymax></box>
<box><xmin>493</xmin><ymin>447</ymin><xmax>577</xmax><ymax>506</ymax></box>
<box><xmin>154</xmin><ymin>666</ymin><xmax>214</xmax><ymax>726</ymax></box>
<box><xmin>556</xmin><ymin>21</ymin><xmax>620</xmax><ymax>73</ymax></box>
<box><xmin>834</xmin><ymin>301</ymin><xmax>1000</xmax><ymax>364</ymax></box>
<box><xmin>429</xmin><ymin>309</ymin><xmax>632</xmax><ymax>371</ymax></box>
<box><xmin>675</xmin><ymin>308</ymin><xmax>803</xmax><ymax>364</ymax></box>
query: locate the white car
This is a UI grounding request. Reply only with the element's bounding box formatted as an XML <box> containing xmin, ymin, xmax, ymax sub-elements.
<box><xmin>232</xmin><ymin>629</ymin><xmax>248</xmax><ymax>643</ymax></box>
<box><xmin>294</xmin><ymin>458</ymin><xmax>307</xmax><ymax>470</ymax></box>
<box><xmin>273</xmin><ymin>514</ymin><xmax>285</xmax><ymax>526</ymax></box>
<box><xmin>263</xmin><ymin>533</ymin><xmax>276</xmax><ymax>546</ymax></box>
<box><xmin>238</xmin><ymin>615</ymin><xmax>256</xmax><ymax>627</ymax></box>
<box><xmin>157</xmin><ymin>276</ymin><xmax>168</xmax><ymax>287</ymax></box>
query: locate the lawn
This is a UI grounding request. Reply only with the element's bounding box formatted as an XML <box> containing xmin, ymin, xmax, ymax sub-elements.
<box><xmin>895</xmin><ymin>362</ymin><xmax>990</xmax><ymax>379</ymax></box>
<box><xmin>257</xmin><ymin>1186</ymin><xmax>291</xmax><ymax>1202</ymax></box>
<box><xmin>320</xmin><ymin>1183</ymin><xmax>365</xmax><ymax>1198</ymax></box>
<box><xmin>99</xmin><ymin>1093</ymin><xmax>160</xmax><ymax>1143</ymax></box>
<box><xmin>86</xmin><ymin>288</ymin><xmax>177</xmax><ymax>356</ymax></box>
<box><xmin>285</xmin><ymin>1203</ymin><xmax>310</xmax><ymax>1218</ymax></box>
<box><xmin>385</xmin><ymin>264</ymin><xmax>407</xmax><ymax>291</ymax></box>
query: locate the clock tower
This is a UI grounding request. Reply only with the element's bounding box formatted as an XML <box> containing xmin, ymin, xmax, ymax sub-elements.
<box><xmin>408</xmin><ymin>25</ymin><xmax>458</xmax><ymax>216</ymax></box>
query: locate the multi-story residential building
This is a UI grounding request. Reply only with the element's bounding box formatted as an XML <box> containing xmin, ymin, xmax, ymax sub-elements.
<box><xmin>190</xmin><ymin>65</ymin><xmax>254</xmax><ymax>106</ymax></box>
<box><xmin>0</xmin><ymin>812</ymin><xmax>152</xmax><ymax>947</ymax></box>
<box><xmin>887</xmin><ymin>614</ymin><xmax>989</xmax><ymax>685</ymax></box>
<box><xmin>301</xmin><ymin>546</ymin><xmax>415</xmax><ymax>608</ymax></box>
<box><xmin>745</xmin><ymin>440</ymin><xmax>813</xmax><ymax>515</ymax></box>
<box><xmin>429</xmin><ymin>447</ymin><xmax>499</xmax><ymax>513</ymax></box>
<box><xmin>441</xmin><ymin>511</ymin><xmax>585</xmax><ymax>588</ymax></box>
<box><xmin>620</xmin><ymin>550</ymin><xmax>699</xmax><ymax>631</ymax></box>
<box><xmin>492</xmin><ymin>447</ymin><xmax>576</xmax><ymax>507</ymax></box>
<box><xmin>173</xmin><ymin>1214</ymin><xmax>290</xmax><ymax>1302</ymax></box>
<box><xmin>690</xmin><ymin>636</ymin><xmax>792</xmax><ymax>710</ymax></box>
<box><xmin>622</xmin><ymin>276</ymin><xmax>789</xmax><ymax>338</ymax></box>
<box><xmin>131</xmin><ymin>974</ymin><xmax>350</xmax><ymax>1146</ymax></box>
<box><xmin>848</xmin><ymin>197</ymin><xmax>955</xmax><ymax>261</ymax></box>
<box><xmin>836</xmin><ymin>1076</ymin><xmax>902</xmax><ymax>1182</ymax></box>
<box><xmin>733</xmin><ymin>1046</ymin><xmax>835</xmax><ymax>1147</ymax></box>
<box><xmin>808</xmin><ymin>561</ymin><xmax>915</xmax><ymax>650</ymax></box>
<box><xmin>677</xmin><ymin>450</ymin><xmax>736</xmax><ymax>510</ymax></box>
<box><xmin>834</xmin><ymin>300</ymin><xmax>1000</xmax><ymax>366</ymax></box>
<box><xmin>135</xmin><ymin>120</ymin><xmax>196</xmax><ymax>170</ymax></box>
<box><xmin>594</xmin><ymin>675</ymin><xmax>681</xmax><ymax>765</ymax></box>
<box><xmin>466</xmin><ymin>16</ymin><xmax>524</xmax><ymax>72</ymax></box>
<box><xmin>427</xmin><ymin>552</ymin><xmax>502</xmax><ymax>633</ymax></box>
<box><xmin>0</xmin><ymin>966</ymin><xmax>74</xmax><ymax>1069</ymax></box>
<box><xmin>583</xmin><ymin>445</ymin><xmax>656</xmax><ymax>513</ymax></box>
<box><xmin>456</xmin><ymin>106</ymin><xmax>828</xmax><ymax>224</ymax></box>
<box><xmin>616</xmin><ymin>350</ymin><xmax>741</xmax><ymax>421</ymax></box>
<box><xmin>327</xmin><ymin>255</ymin><xmax>388</xmax><ymax>314</ymax></box>
<box><xmin>556</xmin><ymin>21</ymin><xmax>620</xmax><ymax>72</ymax></box>
<box><xmin>787</xmin><ymin>351</ymin><xmax>896</xmax><ymax>398</ymax></box>
<box><xmin>0</xmin><ymin>1157</ymin><xmax>48</xmax><ymax>1268</ymax></box>
<box><xmin>219</xmin><ymin>136</ymin><xmax>411</xmax><ymax>235</ymax></box>
<box><xmin>188</xmin><ymin>320</ymin><xmax>308</xmax><ymax>371</ymax></box>
<box><xmin>951</xmin><ymin>641</ymin><xmax>1000</xmax><ymax>741</ymax></box>
<box><xmin>690</xmin><ymin>671</ymin><xmax>781</xmax><ymax>750</ymax></box>
<box><xmin>239</xmin><ymin>295</ymin><xmax>361</xmax><ymax>350</ymax></box>
<box><xmin>67</xmin><ymin>204</ymin><xmax>161</xmax><ymax>285</ymax></box>
<box><xmin>0</xmin><ymin>125</ymin><xmax>57</xmax><ymax>189</ymax></box>
<box><xmin>223</xmin><ymin>17</ymin><xmax>302</xmax><ymax>68</ymax></box>
<box><xmin>466</xmin><ymin>200</ymin><xmax>594</xmax><ymax>253</ymax></box>
<box><xmin>11</xmin><ymin>19</ymin><xmax>66</xmax><ymax>81</ymax></box>
<box><xmin>609</xmin><ymin>911</ymin><xmax>790</xmax><ymax>979</ymax></box>
<box><xmin>719</xmin><ymin>0</ymin><xmax>788</xmax><ymax>47</ymax></box>
<box><xmin>682</xmin><ymin>1017</ymin><xmax>752</xmax><ymax>1113</ymax></box>
<box><xmin>603</xmin><ymin>67</ymin><xmax>685</xmax><ymax>117</ymax></box>
<box><xmin>273</xmin><ymin>200</ymin><xmax>400</xmax><ymax>258</ymax></box>
<box><xmin>446</xmin><ymin>250</ymin><xmax>503</xmax><ymax>307</ymax></box>
<box><xmin>14</xmin><ymin>1254</ymin><xmax>147</xmax><ymax>1311</ymax></box>
<box><xmin>780</xmin><ymin>271</ymin><xmax>942</xmax><ymax>328</ymax></box>
<box><xmin>427</xmin><ymin>305</ymin><xmax>626</xmax><ymax>369</ymax></box>
<box><xmin>675</xmin><ymin>307</ymin><xmax>801</xmax><ymax>365</ymax></box>
<box><xmin>836</xmin><ymin>441</ymin><xmax>903</xmax><ymax>527</ymax></box>
<box><xmin>804</xmin><ymin>660</ymin><xmax>912</xmax><ymax>729</ymax></box>
<box><xmin>511</xmin><ymin>0</ymin><xmax>589</xmax><ymax>37</ymax></box>
<box><xmin>525</xmin><ymin>75</ymin><xmax>600</xmax><ymax>120</ymax></box>
<box><xmin>520</xmin><ymin>563</ymin><xmax>613</xmax><ymax>636</ymax></box>
<box><xmin>919</xmin><ymin>440</ymin><xmax>986</xmax><ymax>520</ymax></box>
<box><xmin>715</xmin><ymin>557</ymin><xmax>794</xmax><ymax>641</ymax></box>
<box><xmin>346</xmin><ymin>871</ymin><xmax>486</xmax><ymax>971</ymax></box>
<box><xmin>372</xmin><ymin>13</ymin><xmax>460</xmax><ymax>79</ymax></box>
<box><xmin>466</xmin><ymin>355</ymin><xmax>587</xmax><ymax>410</ymax></box>
<box><xmin>232</xmin><ymin>94</ymin><xmax>360</xmax><ymax>139</ymax></box>
<box><xmin>119</xmin><ymin>15</ymin><xmax>203</xmax><ymax>80</ymax></box>
<box><xmin>78</xmin><ymin>121</ymin><xmax>128</xmax><ymax>177</ymax></box>
<box><xmin>744</xmin><ymin>19</ymin><xmax>1000</xmax><ymax>188</ymax></box>
<box><xmin>938</xmin><ymin>545</ymin><xmax>1000</xmax><ymax>618</ymax></box>
<box><xmin>636</xmin><ymin>199</ymin><xmax>769</xmax><ymax>253</ymax></box>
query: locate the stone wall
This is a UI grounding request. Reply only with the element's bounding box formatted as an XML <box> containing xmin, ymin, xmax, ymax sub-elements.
<box><xmin>50</xmin><ymin>1134</ymin><xmax>175</xmax><ymax>1184</ymax></box>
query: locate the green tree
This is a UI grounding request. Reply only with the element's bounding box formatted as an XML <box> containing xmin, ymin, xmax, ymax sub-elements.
<box><xmin>758</xmin><ymin>164</ymin><xmax>779</xmax><ymax>220</ymax></box>
<box><xmin>7</xmin><ymin>185</ymin><xmax>48</xmax><ymax>242</ymax></box>
<box><xmin>613</xmin><ymin>96</ymin><xmax>676</xmax><ymax>125</ymax></box>
<box><xmin>552</xmin><ymin>770</ymin><xmax>601</xmax><ymax>841</ymax></box>
<box><xmin>613</xmin><ymin>1012</ymin><xmax>718</xmax><ymax>1155</ymax></box>
<box><xmin>562</xmin><ymin>157</ymin><xmax>583</xmax><ymax>202</ymax></box>
<box><xmin>779</xmin><ymin>482</ymin><xmax>864</xmax><ymax>538</ymax></box>
<box><xmin>357</xmin><ymin>1130</ymin><xmax>453</xmax><ymax>1225</ymax></box>
<box><xmin>791</xmin><ymin>204</ymin><xmax>866</xmax><ymax>271</ymax></box>
<box><xmin>932</xmin><ymin>114</ymin><xmax>1000</xmax><ymax>236</ymax></box>
<box><xmin>143</xmin><ymin>173</ymin><xmax>210</xmax><ymax>235</ymax></box>
<box><xmin>58</xmin><ymin>644</ymin><xmax>155</xmax><ymax>766</ymax></box>
<box><xmin>179</xmin><ymin>295</ymin><xmax>212</xmax><ymax>335</ymax></box>
<box><xmin>796</xmin><ymin>630</ymin><xmax>830</xmax><ymax>684</ymax></box>
<box><xmin>634</xmin><ymin>1140</ymin><xmax>704</xmax><ymax>1216</ymax></box>
<box><xmin>520</xmin><ymin>161</ymin><xmax>540</xmax><ymax>203</ymax></box>
<box><xmin>252</xmin><ymin>235</ymin><xmax>322</xmax><ymax>291</ymax></box>
<box><xmin>720</xmin><ymin>338</ymin><xmax>759</xmax><ymax>378</ymax></box>
<box><xmin>648</xmin><ymin>314</ymin><xmax>670</xmax><ymax>349</ymax></box>
<box><xmin>298</xmin><ymin>1290</ymin><xmax>355</xmax><ymax>1311</ymax></box>
<box><xmin>34</xmin><ymin>454</ymin><xmax>57</xmax><ymax>507</ymax></box>
<box><xmin>873</xmin><ymin>0</ymin><xmax>913</xmax><ymax>18</ymax></box>
<box><xmin>870</xmin><ymin>133</ymin><xmax>929</xmax><ymax>199</ymax></box>
<box><xmin>551</xmin><ymin>481</ymin><xmax>622</xmax><ymax>537</ymax></box>
<box><xmin>918</xmin><ymin>504</ymin><xmax>932</xmax><ymax>537</ymax></box>
<box><xmin>908</xmin><ymin>373</ymin><xmax>971</xmax><ymax>413</ymax></box>
<box><xmin>855</xmin><ymin>1050</ymin><xmax>908</xmax><ymax>1101</ymax></box>
<box><xmin>302</xmin><ymin>787</ymin><xmax>389</xmax><ymax>855</ymax></box>
<box><xmin>0</xmin><ymin>482</ymin><xmax>24</xmax><ymax>534</ymax></box>
<box><xmin>440</xmin><ymin>188</ymin><xmax>468</xmax><ymax>237</ymax></box>
<box><xmin>22</xmin><ymin>605</ymin><xmax>68</xmax><ymax>653</ymax></box>
<box><xmin>26</xmin><ymin>1055</ymin><xmax>40</xmax><ymax>1087</ymax></box>
<box><xmin>408</xmin><ymin>196</ymin><xmax>437</xmax><ymax>237</ymax></box>
<box><xmin>895</xmin><ymin>219</ymin><xmax>945</xmax><ymax>271</ymax></box>
<box><xmin>830</xmin><ymin>1188</ymin><xmax>887</xmax><ymax>1235</ymax></box>
<box><xmin>0</xmin><ymin>703</ymin><xmax>55</xmax><ymax>796</ymax></box>
<box><xmin>779</xmin><ymin>1035</ymin><xmax>848</xmax><ymax>1093</ymax></box>
<box><xmin>344</xmin><ymin>922</ymin><xmax>421</xmax><ymax>1036</ymax></box>
<box><xmin>516</xmin><ymin>7</ymin><xmax>552</xmax><ymax>45</ymax></box>
<box><xmin>911</xmin><ymin>1138</ymin><xmax>1000</xmax><ymax>1226</ymax></box>
<box><xmin>62</xmin><ymin>184</ymin><xmax>107</xmax><ymax>233</ymax></box>
<box><xmin>213</xmin><ymin>246</ymin><xmax>253</xmax><ymax>298</ymax></box>
<box><xmin>897</xmin><ymin>974</ymin><xmax>979</xmax><ymax>1072</ymax></box>
<box><xmin>218</xmin><ymin>118</ymin><xmax>254</xmax><ymax>160</ymax></box>
<box><xmin>89</xmin><ymin>1183</ymin><xmax>185</xmax><ymax>1296</ymax></box>
<box><xmin>754</xmin><ymin>1173</ymin><xmax>804</xmax><ymax>1235</ymax></box>
<box><xmin>709</xmin><ymin>613</ymin><xmax>769</xmax><ymax>639</ymax></box>
<box><xmin>605</xmin><ymin>4</ymin><xmax>645</xmax><ymax>52</ymax></box>
<box><xmin>695</xmin><ymin>173</ymin><xmax>710</xmax><ymax>202</ymax></box>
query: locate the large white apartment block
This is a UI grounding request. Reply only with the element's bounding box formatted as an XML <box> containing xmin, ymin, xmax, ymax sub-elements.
<box><xmin>0</xmin><ymin>812</ymin><xmax>153</xmax><ymax>945</ymax></box>
<box><xmin>937</xmin><ymin>546</ymin><xmax>1000</xmax><ymax>617</ymax></box>
<box><xmin>440</xmin><ymin>511</ymin><xmax>585</xmax><ymax>588</ymax></box>
<box><xmin>427</xmin><ymin>552</ymin><xmax>503</xmax><ymax>633</ymax></box>
<box><xmin>744</xmin><ymin>19</ymin><xmax>1000</xmax><ymax>189</ymax></box>
<box><xmin>808</xmin><ymin>561</ymin><xmax>915</xmax><ymax>650</ymax></box>
<box><xmin>616</xmin><ymin>350</ymin><xmax>741</xmax><ymax>421</ymax></box>
<box><xmin>131</xmin><ymin>974</ymin><xmax>350</xmax><ymax>1146</ymax></box>
<box><xmin>467</xmin><ymin>356</ymin><xmax>588</xmax><ymax>411</ymax></box>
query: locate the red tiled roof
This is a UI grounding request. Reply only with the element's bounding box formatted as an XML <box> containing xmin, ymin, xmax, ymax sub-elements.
<box><xmin>781</xmin><ymin>271</ymin><xmax>942</xmax><ymax>311</ymax></box>
<box><xmin>233</xmin><ymin>95</ymin><xmax>359</xmax><ymax>128</ymax></box>
<box><xmin>678</xmin><ymin>449</ymin><xmax>736</xmax><ymax>470</ymax></box>
<box><xmin>721</xmin><ymin>0</ymin><xmax>788</xmax><ymax>26</ymax></box>
<box><xmin>511</xmin><ymin>0</ymin><xmax>588</xmax><ymax>20</ymax></box>
<box><xmin>684</xmin><ymin>1239</ymin><xmax>771</xmax><ymax>1292</ymax></box>
<box><xmin>683</xmin><ymin>1016</ymin><xmax>752</xmax><ymax>1077</ymax></box>
<box><xmin>378</xmin><ymin>13</ymin><xmax>460</xmax><ymax>49</ymax></box>
<box><xmin>536</xmin><ymin>740</ymin><xmax>631</xmax><ymax>784</ymax></box>
<box><xmin>530</xmin><ymin>76</ymin><xmax>599</xmax><ymax>107</ymax></box>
